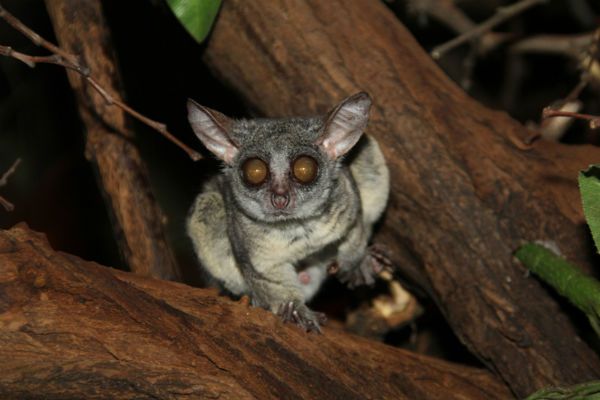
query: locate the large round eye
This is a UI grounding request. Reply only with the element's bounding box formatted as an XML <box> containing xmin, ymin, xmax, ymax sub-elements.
<box><xmin>242</xmin><ymin>158</ymin><xmax>268</xmax><ymax>185</ymax></box>
<box><xmin>292</xmin><ymin>155</ymin><xmax>318</xmax><ymax>184</ymax></box>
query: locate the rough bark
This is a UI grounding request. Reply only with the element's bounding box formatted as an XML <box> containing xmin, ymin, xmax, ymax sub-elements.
<box><xmin>0</xmin><ymin>224</ymin><xmax>512</xmax><ymax>400</ymax></box>
<box><xmin>202</xmin><ymin>0</ymin><xmax>600</xmax><ymax>396</ymax></box>
<box><xmin>43</xmin><ymin>0</ymin><xmax>179</xmax><ymax>280</ymax></box>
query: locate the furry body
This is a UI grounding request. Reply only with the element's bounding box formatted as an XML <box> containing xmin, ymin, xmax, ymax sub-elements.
<box><xmin>186</xmin><ymin>93</ymin><xmax>389</xmax><ymax>330</ymax></box>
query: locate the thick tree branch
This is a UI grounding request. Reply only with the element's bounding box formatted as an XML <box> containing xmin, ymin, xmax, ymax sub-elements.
<box><xmin>202</xmin><ymin>0</ymin><xmax>600</xmax><ymax>396</ymax></box>
<box><xmin>40</xmin><ymin>1</ymin><xmax>180</xmax><ymax>280</ymax></box>
<box><xmin>0</xmin><ymin>224</ymin><xmax>512</xmax><ymax>399</ymax></box>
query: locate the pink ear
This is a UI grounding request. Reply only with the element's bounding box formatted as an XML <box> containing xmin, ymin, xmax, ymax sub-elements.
<box><xmin>316</xmin><ymin>92</ymin><xmax>372</xmax><ymax>159</ymax></box>
<box><xmin>187</xmin><ymin>99</ymin><xmax>239</xmax><ymax>164</ymax></box>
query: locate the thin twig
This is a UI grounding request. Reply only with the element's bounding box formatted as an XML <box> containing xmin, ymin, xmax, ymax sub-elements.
<box><xmin>460</xmin><ymin>44</ymin><xmax>477</xmax><ymax>90</ymax></box>
<box><xmin>509</xmin><ymin>32</ymin><xmax>594</xmax><ymax>59</ymax></box>
<box><xmin>0</xmin><ymin>6</ymin><xmax>202</xmax><ymax>161</ymax></box>
<box><xmin>569</xmin><ymin>28</ymin><xmax>600</xmax><ymax>101</ymax></box>
<box><xmin>565</xmin><ymin>79</ymin><xmax>589</xmax><ymax>103</ymax></box>
<box><xmin>0</xmin><ymin>5</ymin><xmax>81</xmax><ymax>71</ymax></box>
<box><xmin>537</xmin><ymin>28</ymin><xmax>600</xmax><ymax>139</ymax></box>
<box><xmin>411</xmin><ymin>0</ymin><xmax>509</xmax><ymax>56</ymax></box>
<box><xmin>0</xmin><ymin>196</ymin><xmax>14</xmax><ymax>211</ymax></box>
<box><xmin>509</xmin><ymin>31</ymin><xmax>598</xmax><ymax>103</ymax></box>
<box><xmin>538</xmin><ymin>101</ymin><xmax>582</xmax><ymax>141</ymax></box>
<box><xmin>0</xmin><ymin>45</ymin><xmax>73</xmax><ymax>69</ymax></box>
<box><xmin>0</xmin><ymin>158</ymin><xmax>21</xmax><ymax>212</ymax></box>
<box><xmin>408</xmin><ymin>0</ymin><xmax>507</xmax><ymax>89</ymax></box>
<box><xmin>543</xmin><ymin>108</ymin><xmax>600</xmax><ymax>130</ymax></box>
<box><xmin>431</xmin><ymin>0</ymin><xmax>548</xmax><ymax>60</ymax></box>
<box><xmin>0</xmin><ymin>158</ymin><xmax>21</xmax><ymax>187</ymax></box>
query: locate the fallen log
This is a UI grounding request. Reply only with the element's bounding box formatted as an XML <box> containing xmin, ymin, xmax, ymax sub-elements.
<box><xmin>202</xmin><ymin>0</ymin><xmax>600</xmax><ymax>396</ymax></box>
<box><xmin>0</xmin><ymin>224</ymin><xmax>511</xmax><ymax>399</ymax></box>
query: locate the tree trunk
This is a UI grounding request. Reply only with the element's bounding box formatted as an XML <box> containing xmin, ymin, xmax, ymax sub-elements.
<box><xmin>0</xmin><ymin>224</ymin><xmax>511</xmax><ymax>399</ymax></box>
<box><xmin>202</xmin><ymin>0</ymin><xmax>600</xmax><ymax>396</ymax></box>
<box><xmin>44</xmin><ymin>0</ymin><xmax>180</xmax><ymax>280</ymax></box>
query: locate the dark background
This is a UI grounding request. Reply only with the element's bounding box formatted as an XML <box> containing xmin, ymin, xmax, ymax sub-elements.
<box><xmin>0</xmin><ymin>0</ymin><xmax>598</xmax><ymax>363</ymax></box>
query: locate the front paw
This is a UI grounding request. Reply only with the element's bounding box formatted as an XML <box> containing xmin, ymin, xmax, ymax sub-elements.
<box><xmin>276</xmin><ymin>300</ymin><xmax>327</xmax><ymax>333</ymax></box>
<box><xmin>339</xmin><ymin>244</ymin><xmax>393</xmax><ymax>289</ymax></box>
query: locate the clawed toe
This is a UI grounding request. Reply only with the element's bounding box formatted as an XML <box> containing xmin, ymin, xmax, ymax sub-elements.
<box><xmin>339</xmin><ymin>243</ymin><xmax>394</xmax><ymax>289</ymax></box>
<box><xmin>276</xmin><ymin>300</ymin><xmax>325</xmax><ymax>333</ymax></box>
<box><xmin>277</xmin><ymin>301</ymin><xmax>295</xmax><ymax>322</ymax></box>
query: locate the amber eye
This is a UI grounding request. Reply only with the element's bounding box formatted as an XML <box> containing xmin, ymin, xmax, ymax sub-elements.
<box><xmin>242</xmin><ymin>158</ymin><xmax>268</xmax><ymax>185</ymax></box>
<box><xmin>292</xmin><ymin>155</ymin><xmax>318</xmax><ymax>184</ymax></box>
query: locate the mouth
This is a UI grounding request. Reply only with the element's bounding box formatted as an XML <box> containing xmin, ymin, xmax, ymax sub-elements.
<box><xmin>265</xmin><ymin>193</ymin><xmax>296</xmax><ymax>218</ymax></box>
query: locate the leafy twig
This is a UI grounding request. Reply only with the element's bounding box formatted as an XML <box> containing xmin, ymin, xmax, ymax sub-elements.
<box><xmin>0</xmin><ymin>158</ymin><xmax>21</xmax><ymax>212</ymax></box>
<box><xmin>431</xmin><ymin>0</ymin><xmax>548</xmax><ymax>60</ymax></box>
<box><xmin>0</xmin><ymin>5</ymin><xmax>202</xmax><ymax>161</ymax></box>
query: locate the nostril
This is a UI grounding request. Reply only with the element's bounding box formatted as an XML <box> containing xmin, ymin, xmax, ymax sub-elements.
<box><xmin>273</xmin><ymin>185</ymin><xmax>287</xmax><ymax>196</ymax></box>
<box><xmin>271</xmin><ymin>193</ymin><xmax>290</xmax><ymax>209</ymax></box>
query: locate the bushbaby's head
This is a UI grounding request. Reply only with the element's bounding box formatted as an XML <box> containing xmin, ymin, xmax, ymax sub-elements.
<box><xmin>187</xmin><ymin>92</ymin><xmax>371</xmax><ymax>222</ymax></box>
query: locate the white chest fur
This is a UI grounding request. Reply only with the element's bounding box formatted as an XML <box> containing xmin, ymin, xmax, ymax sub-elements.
<box><xmin>245</xmin><ymin>199</ymin><xmax>355</xmax><ymax>271</ymax></box>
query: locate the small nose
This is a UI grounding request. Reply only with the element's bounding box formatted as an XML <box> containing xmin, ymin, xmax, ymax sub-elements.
<box><xmin>271</xmin><ymin>192</ymin><xmax>290</xmax><ymax>209</ymax></box>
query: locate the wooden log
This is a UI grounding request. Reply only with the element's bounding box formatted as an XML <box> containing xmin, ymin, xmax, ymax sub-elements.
<box><xmin>202</xmin><ymin>0</ymin><xmax>600</xmax><ymax>396</ymax></box>
<box><xmin>0</xmin><ymin>224</ymin><xmax>512</xmax><ymax>399</ymax></box>
<box><xmin>43</xmin><ymin>0</ymin><xmax>179</xmax><ymax>280</ymax></box>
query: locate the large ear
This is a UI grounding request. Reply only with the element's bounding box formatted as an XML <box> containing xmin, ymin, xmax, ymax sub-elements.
<box><xmin>187</xmin><ymin>99</ymin><xmax>239</xmax><ymax>164</ymax></box>
<box><xmin>315</xmin><ymin>92</ymin><xmax>372</xmax><ymax>159</ymax></box>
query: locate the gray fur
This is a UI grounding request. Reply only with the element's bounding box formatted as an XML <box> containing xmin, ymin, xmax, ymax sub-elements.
<box><xmin>187</xmin><ymin>92</ymin><xmax>390</xmax><ymax>332</ymax></box>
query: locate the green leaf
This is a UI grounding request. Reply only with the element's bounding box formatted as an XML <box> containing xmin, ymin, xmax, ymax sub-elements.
<box><xmin>579</xmin><ymin>164</ymin><xmax>600</xmax><ymax>254</ymax></box>
<box><xmin>166</xmin><ymin>0</ymin><xmax>222</xmax><ymax>43</ymax></box>
<box><xmin>515</xmin><ymin>243</ymin><xmax>600</xmax><ymax>337</ymax></box>
<box><xmin>525</xmin><ymin>380</ymin><xmax>600</xmax><ymax>400</ymax></box>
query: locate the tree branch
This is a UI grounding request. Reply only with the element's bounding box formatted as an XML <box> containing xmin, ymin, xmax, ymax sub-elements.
<box><xmin>0</xmin><ymin>224</ymin><xmax>512</xmax><ymax>399</ymax></box>
<box><xmin>509</xmin><ymin>32</ymin><xmax>594</xmax><ymax>59</ymax></box>
<box><xmin>0</xmin><ymin>158</ymin><xmax>21</xmax><ymax>188</ymax></box>
<box><xmin>410</xmin><ymin>0</ymin><xmax>509</xmax><ymax>55</ymax></box>
<box><xmin>42</xmin><ymin>0</ymin><xmax>180</xmax><ymax>280</ymax></box>
<box><xmin>543</xmin><ymin>108</ymin><xmax>600</xmax><ymax>130</ymax></box>
<box><xmin>0</xmin><ymin>158</ymin><xmax>21</xmax><ymax>212</ymax></box>
<box><xmin>0</xmin><ymin>5</ymin><xmax>202</xmax><ymax>161</ymax></box>
<box><xmin>431</xmin><ymin>0</ymin><xmax>548</xmax><ymax>60</ymax></box>
<box><xmin>202</xmin><ymin>0</ymin><xmax>600</xmax><ymax>395</ymax></box>
<box><xmin>409</xmin><ymin>0</ymin><xmax>511</xmax><ymax>89</ymax></box>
